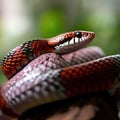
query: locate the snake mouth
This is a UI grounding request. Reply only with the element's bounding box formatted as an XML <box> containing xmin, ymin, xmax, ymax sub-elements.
<box><xmin>54</xmin><ymin>31</ymin><xmax>95</xmax><ymax>55</ymax></box>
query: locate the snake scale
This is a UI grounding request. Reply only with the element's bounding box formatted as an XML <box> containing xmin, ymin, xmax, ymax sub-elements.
<box><xmin>0</xmin><ymin>30</ymin><xmax>120</xmax><ymax>118</ymax></box>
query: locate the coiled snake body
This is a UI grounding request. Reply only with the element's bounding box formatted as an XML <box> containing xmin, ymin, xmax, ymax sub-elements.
<box><xmin>0</xmin><ymin>31</ymin><xmax>120</xmax><ymax>118</ymax></box>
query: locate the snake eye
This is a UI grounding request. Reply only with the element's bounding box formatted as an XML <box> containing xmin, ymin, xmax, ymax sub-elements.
<box><xmin>75</xmin><ymin>31</ymin><xmax>82</xmax><ymax>38</ymax></box>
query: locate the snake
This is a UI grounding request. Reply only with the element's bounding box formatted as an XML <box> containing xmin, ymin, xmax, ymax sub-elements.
<box><xmin>0</xmin><ymin>30</ymin><xmax>120</xmax><ymax>118</ymax></box>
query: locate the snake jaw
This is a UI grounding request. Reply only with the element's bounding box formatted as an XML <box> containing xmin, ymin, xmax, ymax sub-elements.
<box><xmin>52</xmin><ymin>31</ymin><xmax>95</xmax><ymax>54</ymax></box>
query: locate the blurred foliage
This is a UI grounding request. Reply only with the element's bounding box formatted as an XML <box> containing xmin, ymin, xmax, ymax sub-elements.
<box><xmin>0</xmin><ymin>0</ymin><xmax>120</xmax><ymax>83</ymax></box>
<box><xmin>38</xmin><ymin>9</ymin><xmax>67</xmax><ymax>37</ymax></box>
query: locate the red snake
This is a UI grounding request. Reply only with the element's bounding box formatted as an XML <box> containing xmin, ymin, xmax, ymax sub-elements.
<box><xmin>0</xmin><ymin>30</ymin><xmax>120</xmax><ymax>118</ymax></box>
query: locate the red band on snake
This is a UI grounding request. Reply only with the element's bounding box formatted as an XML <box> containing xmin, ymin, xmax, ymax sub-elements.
<box><xmin>0</xmin><ymin>30</ymin><xmax>120</xmax><ymax>118</ymax></box>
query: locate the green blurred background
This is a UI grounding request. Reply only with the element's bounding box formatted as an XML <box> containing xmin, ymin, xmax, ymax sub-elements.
<box><xmin>0</xmin><ymin>0</ymin><xmax>120</xmax><ymax>83</ymax></box>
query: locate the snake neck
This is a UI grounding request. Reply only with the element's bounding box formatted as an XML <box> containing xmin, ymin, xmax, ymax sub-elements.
<box><xmin>1</xmin><ymin>40</ymin><xmax>55</xmax><ymax>79</ymax></box>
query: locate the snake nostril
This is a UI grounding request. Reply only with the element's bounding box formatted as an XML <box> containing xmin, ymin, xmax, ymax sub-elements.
<box><xmin>75</xmin><ymin>32</ymin><xmax>82</xmax><ymax>38</ymax></box>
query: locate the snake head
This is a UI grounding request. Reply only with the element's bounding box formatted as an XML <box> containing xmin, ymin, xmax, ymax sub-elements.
<box><xmin>48</xmin><ymin>31</ymin><xmax>95</xmax><ymax>54</ymax></box>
